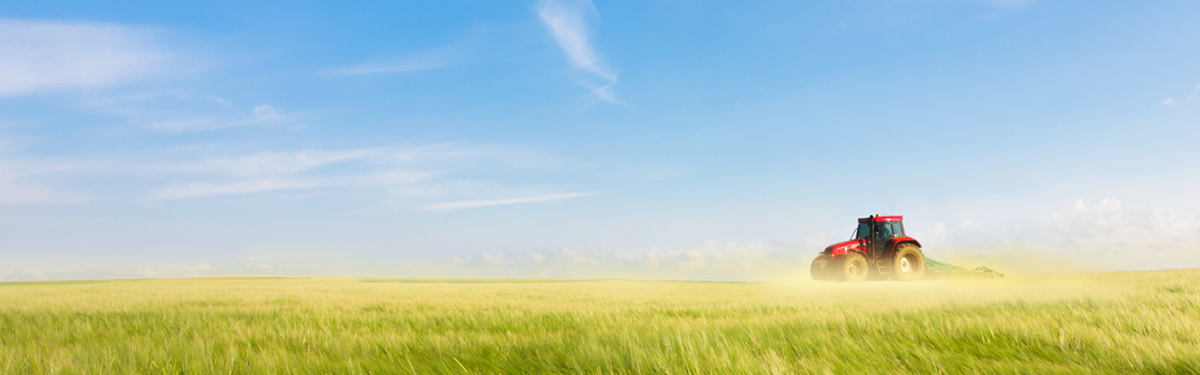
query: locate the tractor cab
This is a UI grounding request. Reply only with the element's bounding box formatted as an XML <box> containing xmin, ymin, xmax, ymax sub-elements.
<box><xmin>854</xmin><ymin>216</ymin><xmax>906</xmax><ymax>259</ymax></box>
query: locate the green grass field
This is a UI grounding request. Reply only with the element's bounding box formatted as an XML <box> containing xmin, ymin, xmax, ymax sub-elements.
<box><xmin>2</xmin><ymin>269</ymin><xmax>1198</xmax><ymax>374</ymax></box>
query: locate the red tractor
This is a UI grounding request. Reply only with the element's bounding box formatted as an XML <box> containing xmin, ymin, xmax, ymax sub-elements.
<box><xmin>810</xmin><ymin>215</ymin><xmax>926</xmax><ymax>281</ymax></box>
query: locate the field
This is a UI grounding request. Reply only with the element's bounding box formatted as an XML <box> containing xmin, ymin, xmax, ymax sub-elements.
<box><xmin>1</xmin><ymin>270</ymin><xmax>1198</xmax><ymax>374</ymax></box>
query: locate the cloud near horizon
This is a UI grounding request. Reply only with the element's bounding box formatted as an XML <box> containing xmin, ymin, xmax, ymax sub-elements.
<box><xmin>448</xmin><ymin>239</ymin><xmax>820</xmax><ymax>280</ymax></box>
<box><xmin>0</xmin><ymin>19</ymin><xmax>170</xmax><ymax>97</ymax></box>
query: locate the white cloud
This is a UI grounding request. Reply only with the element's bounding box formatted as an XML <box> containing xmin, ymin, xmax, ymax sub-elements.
<box><xmin>0</xmin><ymin>142</ymin><xmax>579</xmax><ymax>207</ymax></box>
<box><xmin>0</xmin><ymin>20</ymin><xmax>170</xmax><ymax>96</ymax></box>
<box><xmin>1163</xmin><ymin>84</ymin><xmax>1199</xmax><ymax>105</ymax></box>
<box><xmin>1049</xmin><ymin>198</ymin><xmax>1199</xmax><ymax>240</ymax></box>
<box><xmin>150</xmin><ymin>179</ymin><xmax>315</xmax><ymax>199</ymax></box>
<box><xmin>327</xmin><ymin>58</ymin><xmax>445</xmax><ymax>76</ymax></box>
<box><xmin>481</xmin><ymin>253</ymin><xmax>509</xmax><ymax>266</ymax></box>
<box><xmin>0</xmin><ymin>159</ymin><xmax>90</xmax><ymax>204</ymax></box>
<box><xmin>150</xmin><ymin>170</ymin><xmax>432</xmax><ymax>199</ymax></box>
<box><xmin>975</xmin><ymin>0</ymin><xmax>1037</xmax><ymax>7</ymax></box>
<box><xmin>422</xmin><ymin>192</ymin><xmax>591</xmax><ymax>211</ymax></box>
<box><xmin>148</xmin><ymin>104</ymin><xmax>293</xmax><ymax>132</ymax></box>
<box><xmin>325</xmin><ymin>45</ymin><xmax>457</xmax><ymax>77</ymax></box>
<box><xmin>144</xmin><ymin>144</ymin><xmax>564</xmax><ymax>200</ymax></box>
<box><xmin>173</xmin><ymin>149</ymin><xmax>380</xmax><ymax>176</ymax></box>
<box><xmin>799</xmin><ymin>155</ymin><xmax>827</xmax><ymax>168</ymax></box>
<box><xmin>932</xmin><ymin>221</ymin><xmax>948</xmax><ymax>237</ymax></box>
<box><xmin>537</xmin><ymin>0</ymin><xmax>622</xmax><ymax>104</ymax></box>
<box><xmin>0</xmin><ymin>180</ymin><xmax>86</xmax><ymax>204</ymax></box>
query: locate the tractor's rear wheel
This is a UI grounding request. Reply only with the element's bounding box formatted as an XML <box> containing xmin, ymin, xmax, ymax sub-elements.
<box><xmin>838</xmin><ymin>253</ymin><xmax>869</xmax><ymax>282</ymax></box>
<box><xmin>892</xmin><ymin>243</ymin><xmax>925</xmax><ymax>281</ymax></box>
<box><xmin>810</xmin><ymin>254</ymin><xmax>832</xmax><ymax>280</ymax></box>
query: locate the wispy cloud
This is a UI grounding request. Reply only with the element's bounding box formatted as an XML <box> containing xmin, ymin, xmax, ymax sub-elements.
<box><xmin>0</xmin><ymin>19</ymin><xmax>170</xmax><ymax>97</ymax></box>
<box><xmin>146</xmin><ymin>144</ymin><xmax>577</xmax><ymax>201</ymax></box>
<box><xmin>423</xmin><ymin>192</ymin><xmax>591</xmax><ymax>211</ymax></box>
<box><xmin>799</xmin><ymin>155</ymin><xmax>827</xmax><ymax>168</ymax></box>
<box><xmin>147</xmin><ymin>104</ymin><xmax>293</xmax><ymax>131</ymax></box>
<box><xmin>150</xmin><ymin>170</ymin><xmax>433</xmax><ymax>199</ymax></box>
<box><xmin>1162</xmin><ymin>84</ymin><xmax>1199</xmax><ymax>105</ymax></box>
<box><xmin>327</xmin><ymin>58</ymin><xmax>446</xmax><ymax>76</ymax></box>
<box><xmin>0</xmin><ymin>141</ymin><xmax>583</xmax><ymax>208</ymax></box>
<box><xmin>1048</xmin><ymin>198</ymin><xmax>1200</xmax><ymax>240</ymax></box>
<box><xmin>0</xmin><ymin>159</ymin><xmax>91</xmax><ymax>204</ymax></box>
<box><xmin>537</xmin><ymin>0</ymin><xmax>622</xmax><ymax>104</ymax></box>
<box><xmin>151</xmin><ymin>179</ymin><xmax>315</xmax><ymax>199</ymax></box>
<box><xmin>171</xmin><ymin>149</ymin><xmax>380</xmax><ymax>176</ymax></box>
<box><xmin>325</xmin><ymin>45</ymin><xmax>457</xmax><ymax>77</ymax></box>
<box><xmin>975</xmin><ymin>0</ymin><xmax>1038</xmax><ymax>7</ymax></box>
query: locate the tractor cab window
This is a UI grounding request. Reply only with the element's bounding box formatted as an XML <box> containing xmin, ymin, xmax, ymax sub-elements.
<box><xmin>855</xmin><ymin>222</ymin><xmax>870</xmax><ymax>239</ymax></box>
<box><xmin>876</xmin><ymin>222</ymin><xmax>904</xmax><ymax>239</ymax></box>
<box><xmin>876</xmin><ymin>223</ymin><xmax>893</xmax><ymax>239</ymax></box>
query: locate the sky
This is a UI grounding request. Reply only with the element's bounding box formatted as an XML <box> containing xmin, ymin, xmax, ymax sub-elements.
<box><xmin>1</xmin><ymin>0</ymin><xmax>1199</xmax><ymax>281</ymax></box>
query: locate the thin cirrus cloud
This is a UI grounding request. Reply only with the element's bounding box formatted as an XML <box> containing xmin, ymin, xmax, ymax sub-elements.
<box><xmin>423</xmin><ymin>192</ymin><xmax>593</xmax><ymax>211</ymax></box>
<box><xmin>0</xmin><ymin>159</ymin><xmax>90</xmax><ymax>204</ymax></box>
<box><xmin>146</xmin><ymin>144</ymin><xmax>569</xmax><ymax>201</ymax></box>
<box><xmin>148</xmin><ymin>148</ymin><xmax>436</xmax><ymax>199</ymax></box>
<box><xmin>147</xmin><ymin>104</ymin><xmax>293</xmax><ymax>132</ymax></box>
<box><xmin>171</xmin><ymin>149</ymin><xmax>381</xmax><ymax>176</ymax></box>
<box><xmin>149</xmin><ymin>170</ymin><xmax>433</xmax><ymax>199</ymax></box>
<box><xmin>0</xmin><ymin>19</ymin><xmax>170</xmax><ymax>97</ymax></box>
<box><xmin>326</xmin><ymin>46</ymin><xmax>455</xmax><ymax>76</ymax></box>
<box><xmin>326</xmin><ymin>57</ymin><xmax>446</xmax><ymax>76</ymax></box>
<box><xmin>536</xmin><ymin>0</ymin><xmax>622</xmax><ymax>104</ymax></box>
<box><xmin>160</xmin><ymin>144</ymin><xmax>526</xmax><ymax>178</ymax></box>
<box><xmin>975</xmin><ymin>0</ymin><xmax>1039</xmax><ymax>7</ymax></box>
<box><xmin>0</xmin><ymin>142</ymin><xmax>583</xmax><ymax>209</ymax></box>
<box><xmin>1162</xmin><ymin>84</ymin><xmax>1199</xmax><ymax>105</ymax></box>
<box><xmin>151</xmin><ymin>179</ymin><xmax>316</xmax><ymax>200</ymax></box>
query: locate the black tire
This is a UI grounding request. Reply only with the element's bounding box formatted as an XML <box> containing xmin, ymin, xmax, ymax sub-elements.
<box><xmin>892</xmin><ymin>243</ymin><xmax>925</xmax><ymax>281</ymax></box>
<box><xmin>838</xmin><ymin>253</ymin><xmax>869</xmax><ymax>282</ymax></box>
<box><xmin>810</xmin><ymin>254</ymin><xmax>832</xmax><ymax>280</ymax></box>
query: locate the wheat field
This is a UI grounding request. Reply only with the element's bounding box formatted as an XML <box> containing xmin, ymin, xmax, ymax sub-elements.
<box><xmin>1</xmin><ymin>269</ymin><xmax>1198</xmax><ymax>374</ymax></box>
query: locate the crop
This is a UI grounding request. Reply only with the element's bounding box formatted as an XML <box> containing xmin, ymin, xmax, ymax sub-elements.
<box><xmin>1</xmin><ymin>269</ymin><xmax>1198</xmax><ymax>374</ymax></box>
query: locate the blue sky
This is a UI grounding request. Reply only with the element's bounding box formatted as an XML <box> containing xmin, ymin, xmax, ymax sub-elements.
<box><xmin>2</xmin><ymin>0</ymin><xmax>1199</xmax><ymax>280</ymax></box>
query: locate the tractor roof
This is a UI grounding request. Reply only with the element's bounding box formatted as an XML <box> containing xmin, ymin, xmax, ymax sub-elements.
<box><xmin>859</xmin><ymin>215</ymin><xmax>903</xmax><ymax>223</ymax></box>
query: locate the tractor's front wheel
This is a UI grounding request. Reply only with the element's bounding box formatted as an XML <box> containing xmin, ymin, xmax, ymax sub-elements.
<box><xmin>838</xmin><ymin>253</ymin><xmax>869</xmax><ymax>282</ymax></box>
<box><xmin>892</xmin><ymin>243</ymin><xmax>925</xmax><ymax>281</ymax></box>
<box><xmin>810</xmin><ymin>254</ymin><xmax>832</xmax><ymax>280</ymax></box>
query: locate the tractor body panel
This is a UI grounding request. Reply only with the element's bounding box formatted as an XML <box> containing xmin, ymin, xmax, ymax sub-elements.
<box><xmin>824</xmin><ymin>239</ymin><xmax>864</xmax><ymax>257</ymax></box>
<box><xmin>886</xmin><ymin>237</ymin><xmax>921</xmax><ymax>251</ymax></box>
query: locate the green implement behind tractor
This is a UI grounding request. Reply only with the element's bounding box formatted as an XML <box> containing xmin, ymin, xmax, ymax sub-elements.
<box><xmin>923</xmin><ymin>258</ymin><xmax>1005</xmax><ymax>279</ymax></box>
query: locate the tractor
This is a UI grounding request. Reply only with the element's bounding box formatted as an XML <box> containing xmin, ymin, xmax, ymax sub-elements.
<box><xmin>810</xmin><ymin>215</ymin><xmax>1003</xmax><ymax>281</ymax></box>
